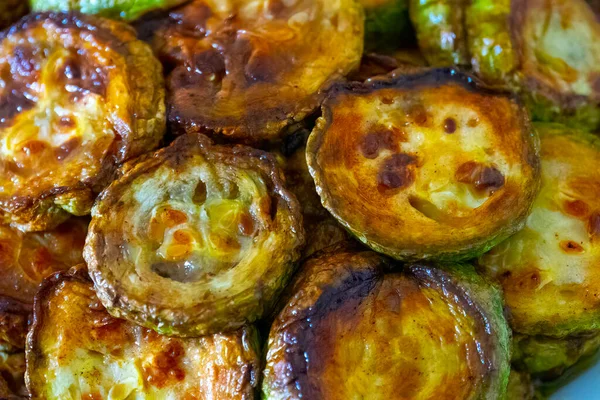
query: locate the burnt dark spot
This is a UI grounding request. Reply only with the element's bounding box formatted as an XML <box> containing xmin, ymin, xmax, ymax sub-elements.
<box><xmin>192</xmin><ymin>181</ymin><xmax>207</xmax><ymax>204</ymax></box>
<box><xmin>55</xmin><ymin>137</ymin><xmax>82</xmax><ymax>161</ymax></box>
<box><xmin>443</xmin><ymin>118</ymin><xmax>457</xmax><ymax>134</ymax></box>
<box><xmin>377</xmin><ymin>153</ymin><xmax>416</xmax><ymax>192</ymax></box>
<box><xmin>269</xmin><ymin>197</ymin><xmax>279</xmax><ymax>220</ymax></box>
<box><xmin>455</xmin><ymin>161</ymin><xmax>505</xmax><ymax>194</ymax></box>
<box><xmin>564</xmin><ymin>199</ymin><xmax>589</xmax><ymax>218</ymax></box>
<box><xmin>359</xmin><ymin>128</ymin><xmax>404</xmax><ymax>159</ymax></box>
<box><xmin>588</xmin><ymin>212</ymin><xmax>600</xmax><ymax>240</ymax></box>
<box><xmin>238</xmin><ymin>213</ymin><xmax>255</xmax><ymax>236</ymax></box>
<box><xmin>560</xmin><ymin>240</ymin><xmax>584</xmax><ymax>253</ymax></box>
<box><xmin>360</xmin><ymin>134</ymin><xmax>382</xmax><ymax>159</ymax></box>
<box><xmin>381</xmin><ymin>96</ymin><xmax>395</xmax><ymax>105</ymax></box>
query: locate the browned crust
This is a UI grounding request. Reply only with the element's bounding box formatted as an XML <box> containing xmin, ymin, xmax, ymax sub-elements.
<box><xmin>0</xmin><ymin>297</ymin><xmax>31</xmax><ymax>351</ymax></box>
<box><xmin>0</xmin><ymin>13</ymin><xmax>165</xmax><ymax>231</ymax></box>
<box><xmin>85</xmin><ymin>132</ymin><xmax>305</xmax><ymax>336</ymax></box>
<box><xmin>308</xmin><ymin>67</ymin><xmax>539</xmax><ymax>260</ymax></box>
<box><xmin>25</xmin><ymin>265</ymin><xmax>89</xmax><ymax>398</ymax></box>
<box><xmin>509</xmin><ymin>0</ymin><xmax>600</xmax><ymax>111</ymax></box>
<box><xmin>266</xmin><ymin>246</ymin><xmax>501</xmax><ymax>398</ymax></box>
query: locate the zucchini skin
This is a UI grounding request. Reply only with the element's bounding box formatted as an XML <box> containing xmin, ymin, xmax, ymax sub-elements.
<box><xmin>30</xmin><ymin>0</ymin><xmax>187</xmax><ymax>21</ymax></box>
<box><xmin>362</xmin><ymin>0</ymin><xmax>414</xmax><ymax>52</ymax></box>
<box><xmin>307</xmin><ymin>68</ymin><xmax>540</xmax><ymax>261</ymax></box>
<box><xmin>262</xmin><ymin>244</ymin><xmax>511</xmax><ymax>399</ymax></box>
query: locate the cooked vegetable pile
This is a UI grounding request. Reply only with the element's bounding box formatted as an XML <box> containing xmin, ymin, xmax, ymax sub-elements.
<box><xmin>0</xmin><ymin>0</ymin><xmax>595</xmax><ymax>399</ymax></box>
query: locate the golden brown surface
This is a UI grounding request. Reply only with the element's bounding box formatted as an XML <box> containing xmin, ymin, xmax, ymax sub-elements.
<box><xmin>262</xmin><ymin>245</ymin><xmax>511</xmax><ymax>399</ymax></box>
<box><xmin>85</xmin><ymin>133</ymin><xmax>305</xmax><ymax>337</ymax></box>
<box><xmin>143</xmin><ymin>0</ymin><xmax>363</xmax><ymax>142</ymax></box>
<box><xmin>479</xmin><ymin>125</ymin><xmax>600</xmax><ymax>337</ymax></box>
<box><xmin>512</xmin><ymin>0</ymin><xmax>600</xmax><ymax>126</ymax></box>
<box><xmin>26</xmin><ymin>267</ymin><xmax>260</xmax><ymax>399</ymax></box>
<box><xmin>0</xmin><ymin>13</ymin><xmax>165</xmax><ymax>231</ymax></box>
<box><xmin>307</xmin><ymin>69</ymin><xmax>540</xmax><ymax>261</ymax></box>
<box><xmin>0</xmin><ymin>217</ymin><xmax>87</xmax><ymax>350</ymax></box>
<box><xmin>0</xmin><ymin>0</ymin><xmax>28</xmax><ymax>30</ymax></box>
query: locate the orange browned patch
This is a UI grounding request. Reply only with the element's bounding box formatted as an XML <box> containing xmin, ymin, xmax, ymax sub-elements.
<box><xmin>163</xmin><ymin>209</ymin><xmax>188</xmax><ymax>227</ymax></box>
<box><xmin>21</xmin><ymin>140</ymin><xmax>49</xmax><ymax>156</ymax></box>
<box><xmin>359</xmin><ymin>127</ymin><xmax>403</xmax><ymax>159</ymax></box>
<box><xmin>238</xmin><ymin>213</ymin><xmax>255</xmax><ymax>236</ymax></box>
<box><xmin>55</xmin><ymin>137</ymin><xmax>82</xmax><ymax>161</ymax></box>
<box><xmin>82</xmin><ymin>393</ymin><xmax>103</xmax><ymax>400</ymax></box>
<box><xmin>560</xmin><ymin>240</ymin><xmax>585</xmax><ymax>253</ymax></box>
<box><xmin>143</xmin><ymin>341</ymin><xmax>186</xmax><ymax>389</ymax></box>
<box><xmin>564</xmin><ymin>199</ymin><xmax>590</xmax><ymax>218</ymax></box>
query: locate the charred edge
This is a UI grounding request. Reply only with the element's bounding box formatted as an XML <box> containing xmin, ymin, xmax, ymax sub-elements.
<box><xmin>0</xmin><ymin>12</ymin><xmax>133</xmax><ymax>56</ymax></box>
<box><xmin>407</xmin><ymin>264</ymin><xmax>498</xmax><ymax>380</ymax></box>
<box><xmin>273</xmin><ymin>249</ymin><xmax>390</xmax><ymax>397</ymax></box>
<box><xmin>25</xmin><ymin>264</ymin><xmax>90</xmax><ymax>397</ymax></box>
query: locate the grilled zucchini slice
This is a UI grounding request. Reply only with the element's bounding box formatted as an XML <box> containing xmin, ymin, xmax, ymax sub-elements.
<box><xmin>307</xmin><ymin>68</ymin><xmax>540</xmax><ymax>261</ymax></box>
<box><xmin>143</xmin><ymin>0</ymin><xmax>363</xmax><ymax>142</ymax></box>
<box><xmin>0</xmin><ymin>13</ymin><xmax>165</xmax><ymax>231</ymax></box>
<box><xmin>479</xmin><ymin>124</ymin><xmax>600</xmax><ymax>337</ymax></box>
<box><xmin>360</xmin><ymin>0</ymin><xmax>414</xmax><ymax>52</ymax></box>
<box><xmin>26</xmin><ymin>267</ymin><xmax>260</xmax><ymax>399</ymax></box>
<box><xmin>0</xmin><ymin>1</ymin><xmax>28</xmax><ymax>29</ymax></box>
<box><xmin>0</xmin><ymin>217</ymin><xmax>87</xmax><ymax>349</ymax></box>
<box><xmin>85</xmin><ymin>133</ymin><xmax>305</xmax><ymax>337</ymax></box>
<box><xmin>512</xmin><ymin>0</ymin><xmax>600</xmax><ymax>130</ymax></box>
<box><xmin>30</xmin><ymin>0</ymin><xmax>187</xmax><ymax>21</ymax></box>
<box><xmin>410</xmin><ymin>0</ymin><xmax>600</xmax><ymax>130</ymax></box>
<box><xmin>409</xmin><ymin>0</ymin><xmax>469</xmax><ymax>66</ymax></box>
<box><xmin>262</xmin><ymin>244</ymin><xmax>511</xmax><ymax>399</ymax></box>
<box><xmin>513</xmin><ymin>333</ymin><xmax>600</xmax><ymax>380</ymax></box>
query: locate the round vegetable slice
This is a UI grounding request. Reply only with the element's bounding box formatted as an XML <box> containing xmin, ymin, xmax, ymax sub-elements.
<box><xmin>512</xmin><ymin>333</ymin><xmax>600</xmax><ymax>380</ymax></box>
<box><xmin>0</xmin><ymin>217</ymin><xmax>87</xmax><ymax>350</ymax></box>
<box><xmin>26</xmin><ymin>266</ymin><xmax>260</xmax><ymax>399</ymax></box>
<box><xmin>479</xmin><ymin>124</ymin><xmax>600</xmax><ymax>337</ymax></box>
<box><xmin>85</xmin><ymin>133</ymin><xmax>305</xmax><ymax>337</ymax></box>
<box><xmin>30</xmin><ymin>0</ymin><xmax>187</xmax><ymax>21</ymax></box>
<box><xmin>0</xmin><ymin>1</ymin><xmax>28</xmax><ymax>30</ymax></box>
<box><xmin>410</xmin><ymin>0</ymin><xmax>600</xmax><ymax>131</ymax></box>
<box><xmin>262</xmin><ymin>244</ymin><xmax>511</xmax><ymax>399</ymax></box>
<box><xmin>143</xmin><ymin>0</ymin><xmax>363</xmax><ymax>142</ymax></box>
<box><xmin>307</xmin><ymin>68</ymin><xmax>540</xmax><ymax>261</ymax></box>
<box><xmin>0</xmin><ymin>13</ymin><xmax>166</xmax><ymax>231</ymax></box>
<box><xmin>511</xmin><ymin>0</ymin><xmax>600</xmax><ymax>131</ymax></box>
<box><xmin>360</xmin><ymin>0</ymin><xmax>414</xmax><ymax>52</ymax></box>
<box><xmin>409</xmin><ymin>0</ymin><xmax>469</xmax><ymax>66</ymax></box>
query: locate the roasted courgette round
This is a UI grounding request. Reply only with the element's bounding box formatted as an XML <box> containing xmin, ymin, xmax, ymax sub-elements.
<box><xmin>26</xmin><ymin>266</ymin><xmax>260</xmax><ymax>399</ymax></box>
<box><xmin>143</xmin><ymin>0</ymin><xmax>363</xmax><ymax>142</ymax></box>
<box><xmin>410</xmin><ymin>0</ymin><xmax>600</xmax><ymax>131</ymax></box>
<box><xmin>307</xmin><ymin>68</ymin><xmax>540</xmax><ymax>261</ymax></box>
<box><xmin>0</xmin><ymin>217</ymin><xmax>87</xmax><ymax>350</ymax></box>
<box><xmin>262</xmin><ymin>244</ymin><xmax>511</xmax><ymax>399</ymax></box>
<box><xmin>30</xmin><ymin>0</ymin><xmax>187</xmax><ymax>21</ymax></box>
<box><xmin>479</xmin><ymin>124</ymin><xmax>600</xmax><ymax>337</ymax></box>
<box><xmin>0</xmin><ymin>13</ymin><xmax>165</xmax><ymax>231</ymax></box>
<box><xmin>85</xmin><ymin>133</ymin><xmax>305</xmax><ymax>337</ymax></box>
